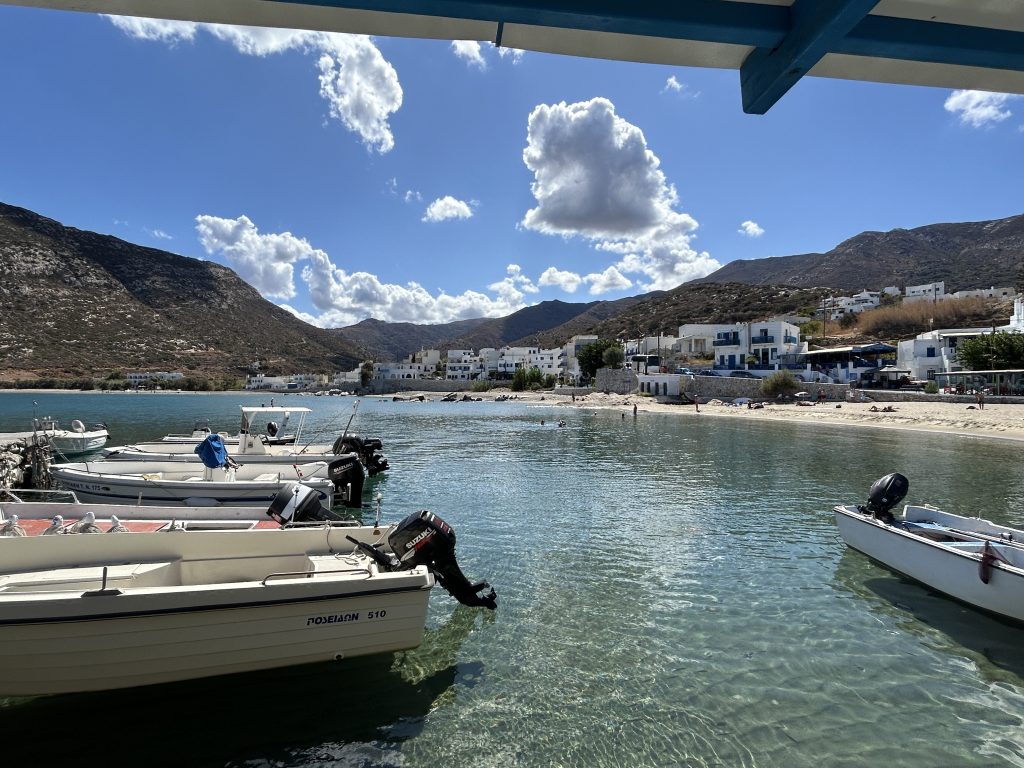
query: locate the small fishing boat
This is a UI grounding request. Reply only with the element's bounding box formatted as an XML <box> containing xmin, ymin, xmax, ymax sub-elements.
<box><xmin>33</xmin><ymin>417</ymin><xmax>109</xmax><ymax>457</ymax></box>
<box><xmin>47</xmin><ymin>450</ymin><xmax>365</xmax><ymax>508</ymax></box>
<box><xmin>0</xmin><ymin>486</ymin><xmax>496</xmax><ymax>696</ymax></box>
<box><xmin>105</xmin><ymin>406</ymin><xmax>389</xmax><ymax>476</ymax></box>
<box><xmin>834</xmin><ymin>473</ymin><xmax>1024</xmax><ymax>624</ymax></box>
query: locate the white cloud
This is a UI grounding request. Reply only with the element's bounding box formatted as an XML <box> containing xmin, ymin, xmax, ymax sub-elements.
<box><xmin>404</xmin><ymin>189</ymin><xmax>422</xmax><ymax>203</ymax></box>
<box><xmin>451</xmin><ymin>40</ymin><xmax>523</xmax><ymax>69</ymax></box>
<box><xmin>107</xmin><ymin>17</ymin><xmax>402</xmax><ymax>153</ymax></box>
<box><xmin>147</xmin><ymin>228</ymin><xmax>173</xmax><ymax>240</ymax></box>
<box><xmin>195</xmin><ymin>214</ymin><xmax>318</xmax><ymax>299</ymax></box>
<box><xmin>538</xmin><ymin>267</ymin><xmax>583</xmax><ymax>293</ymax></box>
<box><xmin>944</xmin><ymin>90</ymin><xmax>1018</xmax><ymax>128</ymax></box>
<box><xmin>488</xmin><ymin>264</ymin><xmax>539</xmax><ymax>304</ymax></box>
<box><xmin>738</xmin><ymin>220</ymin><xmax>764</xmax><ymax>238</ymax></box>
<box><xmin>583</xmin><ymin>266</ymin><xmax>632</xmax><ymax>295</ymax></box>
<box><xmin>663</xmin><ymin>76</ymin><xmax>683</xmax><ymax>93</ymax></box>
<box><xmin>106</xmin><ymin>17</ymin><xmax>197</xmax><ymax>44</ymax></box>
<box><xmin>422</xmin><ymin>196</ymin><xmax>474</xmax><ymax>222</ymax></box>
<box><xmin>521</xmin><ymin>97</ymin><xmax>720</xmax><ymax>292</ymax></box>
<box><xmin>196</xmin><ymin>214</ymin><xmax>527</xmax><ymax>325</ymax></box>
<box><xmin>451</xmin><ymin>40</ymin><xmax>487</xmax><ymax>70</ymax></box>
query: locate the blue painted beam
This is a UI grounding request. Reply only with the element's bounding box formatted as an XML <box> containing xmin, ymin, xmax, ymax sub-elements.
<box><xmin>841</xmin><ymin>16</ymin><xmax>1024</xmax><ymax>72</ymax></box>
<box><xmin>269</xmin><ymin>0</ymin><xmax>790</xmax><ymax>47</ymax></box>
<box><xmin>740</xmin><ymin>0</ymin><xmax>880</xmax><ymax>115</ymax></box>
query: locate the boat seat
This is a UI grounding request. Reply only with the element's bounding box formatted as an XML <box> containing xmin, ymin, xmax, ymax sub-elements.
<box><xmin>253</xmin><ymin>473</ymin><xmax>280</xmax><ymax>482</ymax></box>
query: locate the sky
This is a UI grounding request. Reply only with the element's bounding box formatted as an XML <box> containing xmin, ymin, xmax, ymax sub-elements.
<box><xmin>1</xmin><ymin>6</ymin><xmax>1022</xmax><ymax>329</ymax></box>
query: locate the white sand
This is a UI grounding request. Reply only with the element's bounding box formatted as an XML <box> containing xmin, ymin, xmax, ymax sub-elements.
<box><xmin>474</xmin><ymin>390</ymin><xmax>1024</xmax><ymax>443</ymax></box>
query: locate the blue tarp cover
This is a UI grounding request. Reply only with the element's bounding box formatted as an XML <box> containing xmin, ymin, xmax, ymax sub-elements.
<box><xmin>194</xmin><ymin>434</ymin><xmax>230</xmax><ymax>468</ymax></box>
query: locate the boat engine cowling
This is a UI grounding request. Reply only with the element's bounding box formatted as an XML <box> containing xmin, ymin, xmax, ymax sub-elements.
<box><xmin>387</xmin><ymin>510</ymin><xmax>497</xmax><ymax>610</ymax></box>
<box><xmin>862</xmin><ymin>472</ymin><xmax>909</xmax><ymax>522</ymax></box>
<box><xmin>326</xmin><ymin>455</ymin><xmax>365</xmax><ymax>509</ymax></box>
<box><xmin>267</xmin><ymin>483</ymin><xmax>348</xmax><ymax>525</ymax></box>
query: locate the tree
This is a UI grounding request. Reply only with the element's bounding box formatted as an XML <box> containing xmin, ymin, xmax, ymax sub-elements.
<box><xmin>577</xmin><ymin>339</ymin><xmax>617</xmax><ymax>379</ymax></box>
<box><xmin>360</xmin><ymin>361</ymin><xmax>374</xmax><ymax>388</ymax></box>
<box><xmin>602</xmin><ymin>345</ymin><xmax>625</xmax><ymax>369</ymax></box>
<box><xmin>511</xmin><ymin>367</ymin><xmax>528</xmax><ymax>391</ymax></box>
<box><xmin>956</xmin><ymin>332</ymin><xmax>1024</xmax><ymax>370</ymax></box>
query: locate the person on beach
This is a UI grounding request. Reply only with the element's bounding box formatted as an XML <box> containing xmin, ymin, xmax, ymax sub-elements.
<box><xmin>633</xmin><ymin>404</ymin><xmax>638</xmax><ymax>417</ymax></box>
<box><xmin>976</xmin><ymin>390</ymin><xmax>985</xmax><ymax>410</ymax></box>
<box><xmin>817</xmin><ymin>388</ymin><xmax>826</xmax><ymax>404</ymax></box>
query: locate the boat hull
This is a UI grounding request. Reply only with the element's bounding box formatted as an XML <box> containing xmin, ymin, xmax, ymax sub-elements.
<box><xmin>0</xmin><ymin>527</ymin><xmax>434</xmax><ymax>695</ymax></box>
<box><xmin>0</xmin><ymin>582</ymin><xmax>431</xmax><ymax>695</ymax></box>
<box><xmin>49</xmin><ymin>462</ymin><xmax>335</xmax><ymax>507</ymax></box>
<box><xmin>47</xmin><ymin>432</ymin><xmax>109</xmax><ymax>456</ymax></box>
<box><xmin>834</xmin><ymin>506</ymin><xmax>1024</xmax><ymax>623</ymax></box>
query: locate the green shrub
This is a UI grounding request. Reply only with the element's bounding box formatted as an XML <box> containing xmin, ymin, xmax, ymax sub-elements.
<box><xmin>470</xmin><ymin>380</ymin><xmax>492</xmax><ymax>392</ymax></box>
<box><xmin>924</xmin><ymin>381</ymin><xmax>939</xmax><ymax>394</ymax></box>
<box><xmin>760</xmin><ymin>370</ymin><xmax>800</xmax><ymax>398</ymax></box>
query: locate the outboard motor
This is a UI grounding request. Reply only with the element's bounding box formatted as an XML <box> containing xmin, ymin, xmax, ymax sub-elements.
<box><xmin>860</xmin><ymin>472</ymin><xmax>909</xmax><ymax>524</ymax></box>
<box><xmin>267</xmin><ymin>483</ymin><xmax>349</xmax><ymax>525</ymax></box>
<box><xmin>327</xmin><ymin>455</ymin><xmax>365</xmax><ymax>509</ymax></box>
<box><xmin>266</xmin><ymin>421</ymin><xmax>279</xmax><ymax>438</ymax></box>
<box><xmin>385</xmin><ymin>510</ymin><xmax>496</xmax><ymax>609</ymax></box>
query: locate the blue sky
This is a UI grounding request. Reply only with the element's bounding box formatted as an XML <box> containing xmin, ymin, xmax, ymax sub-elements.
<box><xmin>1</xmin><ymin>6</ymin><xmax>1022</xmax><ymax>328</ymax></box>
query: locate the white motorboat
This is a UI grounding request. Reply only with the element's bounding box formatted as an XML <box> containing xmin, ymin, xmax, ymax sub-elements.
<box><xmin>33</xmin><ymin>417</ymin><xmax>109</xmax><ymax>456</ymax></box>
<box><xmin>0</xmin><ymin>486</ymin><xmax>496</xmax><ymax>696</ymax></box>
<box><xmin>47</xmin><ymin>453</ymin><xmax>365</xmax><ymax>508</ymax></box>
<box><xmin>834</xmin><ymin>473</ymin><xmax>1024</xmax><ymax>624</ymax></box>
<box><xmin>157</xmin><ymin>406</ymin><xmax>306</xmax><ymax>447</ymax></box>
<box><xmin>104</xmin><ymin>405</ymin><xmax>390</xmax><ymax>476</ymax></box>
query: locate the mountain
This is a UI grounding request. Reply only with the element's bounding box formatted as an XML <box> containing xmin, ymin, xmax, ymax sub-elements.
<box><xmin>331</xmin><ymin>317</ymin><xmax>490</xmax><ymax>361</ymax></box>
<box><xmin>696</xmin><ymin>213</ymin><xmax>1024</xmax><ymax>291</ymax></box>
<box><xmin>0</xmin><ymin>202</ymin><xmax>363</xmax><ymax>379</ymax></box>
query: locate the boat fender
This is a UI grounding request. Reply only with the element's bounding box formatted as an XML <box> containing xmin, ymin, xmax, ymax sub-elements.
<box><xmin>979</xmin><ymin>541</ymin><xmax>1012</xmax><ymax>584</ymax></box>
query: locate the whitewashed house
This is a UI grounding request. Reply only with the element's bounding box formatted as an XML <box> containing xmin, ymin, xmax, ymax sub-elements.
<box><xmin>903</xmin><ymin>281</ymin><xmax>945</xmax><ymax>303</ymax></box>
<box><xmin>675</xmin><ymin>324</ymin><xmax>717</xmax><ymax>357</ymax></box>
<box><xmin>708</xmin><ymin>320</ymin><xmax>803</xmax><ymax>373</ymax></box>
<box><xmin>896</xmin><ymin>328</ymin><xmax>989</xmax><ymax>380</ymax></box>
<box><xmin>949</xmin><ymin>286</ymin><xmax>1017</xmax><ymax>300</ymax></box>
<box><xmin>445</xmin><ymin>349</ymin><xmax>488</xmax><ymax>380</ymax></box>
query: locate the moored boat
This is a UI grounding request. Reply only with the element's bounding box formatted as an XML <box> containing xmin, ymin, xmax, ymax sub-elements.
<box><xmin>834</xmin><ymin>473</ymin><xmax>1024</xmax><ymax>624</ymax></box>
<box><xmin>0</xmin><ymin>487</ymin><xmax>496</xmax><ymax>696</ymax></box>
<box><xmin>47</xmin><ymin>452</ymin><xmax>365</xmax><ymax>508</ymax></box>
<box><xmin>33</xmin><ymin>417</ymin><xmax>110</xmax><ymax>457</ymax></box>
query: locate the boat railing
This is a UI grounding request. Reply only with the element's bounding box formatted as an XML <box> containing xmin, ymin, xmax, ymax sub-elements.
<box><xmin>261</xmin><ymin>567</ymin><xmax>371</xmax><ymax>585</ymax></box>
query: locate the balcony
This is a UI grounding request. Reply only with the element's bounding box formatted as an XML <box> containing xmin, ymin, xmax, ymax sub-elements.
<box><xmin>713</xmin><ymin>338</ymin><xmax>739</xmax><ymax>347</ymax></box>
<box><xmin>749</xmin><ymin>335</ymin><xmax>775</xmax><ymax>345</ymax></box>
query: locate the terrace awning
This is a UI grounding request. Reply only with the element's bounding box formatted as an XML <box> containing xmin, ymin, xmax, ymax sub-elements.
<box><xmin>6</xmin><ymin>0</ymin><xmax>1024</xmax><ymax>113</ymax></box>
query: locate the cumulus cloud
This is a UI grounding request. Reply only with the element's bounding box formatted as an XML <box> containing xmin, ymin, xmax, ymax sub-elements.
<box><xmin>538</xmin><ymin>267</ymin><xmax>583</xmax><ymax>293</ymax></box>
<box><xmin>451</xmin><ymin>40</ymin><xmax>487</xmax><ymax>69</ymax></box>
<box><xmin>196</xmin><ymin>214</ymin><xmax>528</xmax><ymax>325</ymax></box>
<box><xmin>488</xmin><ymin>264</ymin><xmax>539</xmax><ymax>304</ymax></box>
<box><xmin>944</xmin><ymin>90</ymin><xmax>1018</xmax><ymax>128</ymax></box>
<box><xmin>451</xmin><ymin>40</ymin><xmax>523</xmax><ymax>69</ymax></box>
<box><xmin>521</xmin><ymin>97</ymin><xmax>720</xmax><ymax>292</ymax></box>
<box><xmin>738</xmin><ymin>220</ymin><xmax>764</xmax><ymax>238</ymax></box>
<box><xmin>422</xmin><ymin>196</ymin><xmax>474</xmax><ymax>223</ymax></box>
<box><xmin>107</xmin><ymin>17</ymin><xmax>402</xmax><ymax>152</ymax></box>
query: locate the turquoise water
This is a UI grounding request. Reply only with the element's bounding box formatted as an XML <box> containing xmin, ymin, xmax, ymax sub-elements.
<box><xmin>1</xmin><ymin>391</ymin><xmax>1023</xmax><ymax>767</ymax></box>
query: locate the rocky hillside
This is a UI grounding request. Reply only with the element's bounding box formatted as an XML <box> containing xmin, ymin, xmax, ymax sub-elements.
<box><xmin>697</xmin><ymin>213</ymin><xmax>1024</xmax><ymax>291</ymax></box>
<box><xmin>330</xmin><ymin>317</ymin><xmax>489</xmax><ymax>361</ymax></box>
<box><xmin>0</xmin><ymin>203</ymin><xmax>363</xmax><ymax>378</ymax></box>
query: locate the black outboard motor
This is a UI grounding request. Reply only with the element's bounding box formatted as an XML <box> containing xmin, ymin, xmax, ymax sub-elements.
<box><xmin>267</xmin><ymin>483</ymin><xmax>349</xmax><ymax>525</ymax></box>
<box><xmin>266</xmin><ymin>421</ymin><xmax>279</xmax><ymax>438</ymax></box>
<box><xmin>350</xmin><ymin>510</ymin><xmax>496</xmax><ymax>609</ymax></box>
<box><xmin>860</xmin><ymin>472</ymin><xmax>909</xmax><ymax>524</ymax></box>
<box><xmin>333</xmin><ymin>435</ymin><xmax>390</xmax><ymax>476</ymax></box>
<box><xmin>327</xmin><ymin>455</ymin><xmax>365</xmax><ymax>509</ymax></box>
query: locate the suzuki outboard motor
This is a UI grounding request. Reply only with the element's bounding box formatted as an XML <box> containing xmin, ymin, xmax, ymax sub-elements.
<box><xmin>350</xmin><ymin>510</ymin><xmax>496</xmax><ymax>609</ymax></box>
<box><xmin>327</xmin><ymin>455</ymin><xmax>365</xmax><ymax>509</ymax></box>
<box><xmin>860</xmin><ymin>472</ymin><xmax>909</xmax><ymax>523</ymax></box>
<box><xmin>267</xmin><ymin>483</ymin><xmax>349</xmax><ymax>525</ymax></box>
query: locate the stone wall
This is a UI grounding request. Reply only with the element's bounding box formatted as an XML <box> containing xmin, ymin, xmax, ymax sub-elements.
<box><xmin>594</xmin><ymin>368</ymin><xmax>638</xmax><ymax>394</ymax></box>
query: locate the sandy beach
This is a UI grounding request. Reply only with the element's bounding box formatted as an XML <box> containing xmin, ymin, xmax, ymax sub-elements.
<box><xmin>495</xmin><ymin>390</ymin><xmax>1024</xmax><ymax>442</ymax></box>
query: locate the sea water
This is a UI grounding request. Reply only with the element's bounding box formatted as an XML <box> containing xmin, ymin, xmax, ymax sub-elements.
<box><xmin>1</xmin><ymin>391</ymin><xmax>1023</xmax><ymax>767</ymax></box>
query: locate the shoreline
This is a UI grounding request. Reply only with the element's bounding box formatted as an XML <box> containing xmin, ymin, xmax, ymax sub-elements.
<box><xmin>7</xmin><ymin>387</ymin><xmax>1023</xmax><ymax>443</ymax></box>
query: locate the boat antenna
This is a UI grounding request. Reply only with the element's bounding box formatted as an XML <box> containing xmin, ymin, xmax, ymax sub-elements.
<box><xmin>341</xmin><ymin>399</ymin><xmax>360</xmax><ymax>442</ymax></box>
